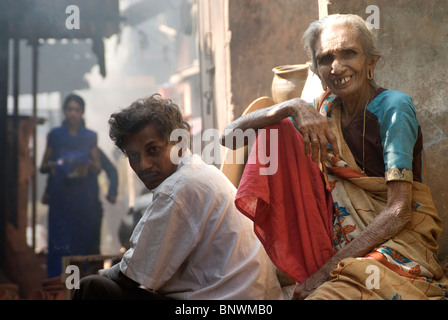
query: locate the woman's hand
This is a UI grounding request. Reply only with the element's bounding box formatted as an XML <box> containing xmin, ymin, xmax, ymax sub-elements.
<box><xmin>292</xmin><ymin>270</ymin><xmax>328</xmax><ymax>300</ymax></box>
<box><xmin>293</xmin><ymin>181</ymin><xmax>413</xmax><ymax>299</ymax></box>
<box><xmin>291</xmin><ymin>259</ymin><xmax>335</xmax><ymax>300</ymax></box>
<box><xmin>70</xmin><ymin>164</ymin><xmax>89</xmax><ymax>178</ymax></box>
<box><xmin>288</xmin><ymin>100</ymin><xmax>339</xmax><ymax>163</ymax></box>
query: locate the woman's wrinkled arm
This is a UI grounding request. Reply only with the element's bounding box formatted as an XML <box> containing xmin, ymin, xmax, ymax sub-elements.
<box><xmin>220</xmin><ymin>98</ymin><xmax>339</xmax><ymax>163</ymax></box>
<box><xmin>293</xmin><ymin>180</ymin><xmax>413</xmax><ymax>299</ymax></box>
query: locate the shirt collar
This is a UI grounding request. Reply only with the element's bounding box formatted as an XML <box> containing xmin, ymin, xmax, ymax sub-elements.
<box><xmin>150</xmin><ymin>148</ymin><xmax>192</xmax><ymax>194</ymax></box>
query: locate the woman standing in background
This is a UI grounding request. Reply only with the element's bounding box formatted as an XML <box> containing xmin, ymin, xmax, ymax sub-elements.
<box><xmin>40</xmin><ymin>94</ymin><xmax>102</xmax><ymax>278</ymax></box>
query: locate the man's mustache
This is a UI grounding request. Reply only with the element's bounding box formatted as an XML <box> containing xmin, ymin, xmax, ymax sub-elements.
<box><xmin>138</xmin><ymin>170</ymin><xmax>158</xmax><ymax>178</ymax></box>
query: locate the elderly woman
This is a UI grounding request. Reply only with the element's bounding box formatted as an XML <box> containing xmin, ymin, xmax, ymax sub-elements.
<box><xmin>221</xmin><ymin>14</ymin><xmax>448</xmax><ymax>300</ymax></box>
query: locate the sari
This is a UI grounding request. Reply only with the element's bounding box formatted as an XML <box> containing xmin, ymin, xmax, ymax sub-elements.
<box><xmin>312</xmin><ymin>93</ymin><xmax>447</xmax><ymax>299</ymax></box>
<box><xmin>235</xmin><ymin>91</ymin><xmax>448</xmax><ymax>300</ymax></box>
<box><xmin>46</xmin><ymin>125</ymin><xmax>101</xmax><ymax>278</ymax></box>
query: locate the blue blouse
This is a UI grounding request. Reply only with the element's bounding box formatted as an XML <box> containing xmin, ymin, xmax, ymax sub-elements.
<box><xmin>303</xmin><ymin>89</ymin><xmax>423</xmax><ymax>182</ymax></box>
<box><xmin>366</xmin><ymin>90</ymin><xmax>420</xmax><ymax>180</ymax></box>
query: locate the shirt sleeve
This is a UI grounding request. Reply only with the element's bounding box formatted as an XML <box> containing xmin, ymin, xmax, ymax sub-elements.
<box><xmin>119</xmin><ymin>191</ymin><xmax>199</xmax><ymax>290</ymax></box>
<box><xmin>379</xmin><ymin>92</ymin><xmax>418</xmax><ymax>183</ymax></box>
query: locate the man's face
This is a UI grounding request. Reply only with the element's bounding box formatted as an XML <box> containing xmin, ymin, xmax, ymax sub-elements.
<box><xmin>123</xmin><ymin>124</ymin><xmax>178</xmax><ymax>190</ymax></box>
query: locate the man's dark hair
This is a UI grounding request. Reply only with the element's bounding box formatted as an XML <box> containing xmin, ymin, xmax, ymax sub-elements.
<box><xmin>109</xmin><ymin>94</ymin><xmax>191</xmax><ymax>154</ymax></box>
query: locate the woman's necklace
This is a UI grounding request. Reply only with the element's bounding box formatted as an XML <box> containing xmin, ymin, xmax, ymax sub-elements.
<box><xmin>360</xmin><ymin>91</ymin><xmax>375</xmax><ymax>173</ymax></box>
<box><xmin>342</xmin><ymin>91</ymin><xmax>374</xmax><ymax>174</ymax></box>
<box><xmin>361</xmin><ymin>101</ymin><xmax>367</xmax><ymax>173</ymax></box>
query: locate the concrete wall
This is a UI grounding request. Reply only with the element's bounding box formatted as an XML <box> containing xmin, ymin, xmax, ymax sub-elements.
<box><xmin>327</xmin><ymin>0</ymin><xmax>448</xmax><ymax>262</ymax></box>
<box><xmin>228</xmin><ymin>0</ymin><xmax>319</xmax><ymax>117</ymax></box>
<box><xmin>198</xmin><ymin>0</ymin><xmax>318</xmax><ymax>133</ymax></box>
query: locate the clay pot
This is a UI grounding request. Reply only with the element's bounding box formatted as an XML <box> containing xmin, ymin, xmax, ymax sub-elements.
<box><xmin>271</xmin><ymin>64</ymin><xmax>309</xmax><ymax>103</ymax></box>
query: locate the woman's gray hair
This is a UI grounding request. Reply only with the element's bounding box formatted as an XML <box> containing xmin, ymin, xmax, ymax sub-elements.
<box><xmin>303</xmin><ymin>14</ymin><xmax>380</xmax><ymax>73</ymax></box>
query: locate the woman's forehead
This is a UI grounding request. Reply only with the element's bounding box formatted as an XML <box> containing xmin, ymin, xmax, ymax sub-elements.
<box><xmin>65</xmin><ymin>100</ymin><xmax>83</xmax><ymax>111</ymax></box>
<box><xmin>316</xmin><ymin>25</ymin><xmax>362</xmax><ymax>54</ymax></box>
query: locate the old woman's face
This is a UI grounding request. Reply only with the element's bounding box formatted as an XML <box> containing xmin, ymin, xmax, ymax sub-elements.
<box><xmin>314</xmin><ymin>25</ymin><xmax>377</xmax><ymax>99</ymax></box>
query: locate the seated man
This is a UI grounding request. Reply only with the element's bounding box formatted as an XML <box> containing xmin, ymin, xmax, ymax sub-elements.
<box><xmin>72</xmin><ymin>94</ymin><xmax>283</xmax><ymax>300</ymax></box>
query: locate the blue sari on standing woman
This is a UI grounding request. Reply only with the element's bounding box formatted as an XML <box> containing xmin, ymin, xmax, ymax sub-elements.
<box><xmin>45</xmin><ymin>124</ymin><xmax>101</xmax><ymax>278</ymax></box>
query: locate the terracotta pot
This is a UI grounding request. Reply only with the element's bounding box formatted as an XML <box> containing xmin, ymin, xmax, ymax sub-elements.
<box><xmin>271</xmin><ymin>64</ymin><xmax>309</xmax><ymax>103</ymax></box>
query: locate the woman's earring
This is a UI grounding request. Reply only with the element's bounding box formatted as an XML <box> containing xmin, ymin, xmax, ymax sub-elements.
<box><xmin>368</xmin><ymin>69</ymin><xmax>374</xmax><ymax>80</ymax></box>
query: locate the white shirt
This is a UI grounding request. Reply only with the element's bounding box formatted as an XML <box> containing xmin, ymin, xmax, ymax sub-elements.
<box><xmin>120</xmin><ymin>153</ymin><xmax>283</xmax><ymax>300</ymax></box>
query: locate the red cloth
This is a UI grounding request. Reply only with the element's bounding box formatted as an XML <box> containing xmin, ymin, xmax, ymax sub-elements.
<box><xmin>235</xmin><ymin>119</ymin><xmax>334</xmax><ymax>283</ymax></box>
